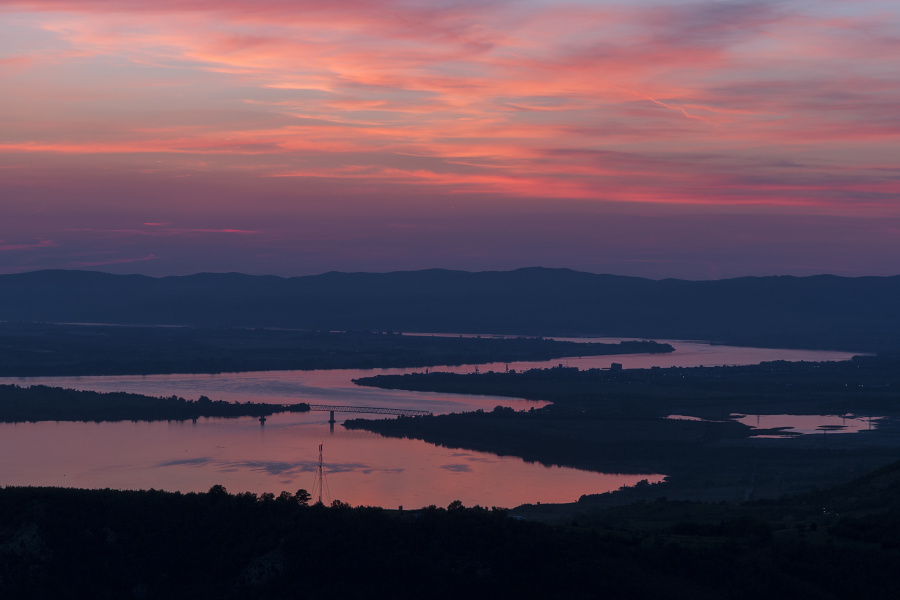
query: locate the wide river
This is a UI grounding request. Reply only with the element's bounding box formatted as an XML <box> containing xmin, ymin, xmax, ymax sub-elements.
<box><xmin>0</xmin><ymin>338</ymin><xmax>858</xmax><ymax>508</ymax></box>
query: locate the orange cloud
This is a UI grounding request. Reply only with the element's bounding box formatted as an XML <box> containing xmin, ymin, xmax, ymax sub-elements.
<box><xmin>1</xmin><ymin>0</ymin><xmax>898</xmax><ymax>237</ymax></box>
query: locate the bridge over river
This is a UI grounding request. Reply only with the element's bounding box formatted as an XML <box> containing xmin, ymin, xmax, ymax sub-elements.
<box><xmin>308</xmin><ymin>404</ymin><xmax>433</xmax><ymax>423</ymax></box>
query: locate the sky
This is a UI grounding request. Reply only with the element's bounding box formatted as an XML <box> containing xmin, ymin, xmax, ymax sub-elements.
<box><xmin>1</xmin><ymin>0</ymin><xmax>898</xmax><ymax>279</ymax></box>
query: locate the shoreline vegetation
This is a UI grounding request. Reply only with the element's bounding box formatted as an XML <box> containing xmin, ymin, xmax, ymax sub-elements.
<box><xmin>0</xmin><ymin>322</ymin><xmax>672</xmax><ymax>377</ymax></box>
<box><xmin>4</xmin><ymin>461</ymin><xmax>900</xmax><ymax>599</ymax></box>
<box><xmin>0</xmin><ymin>384</ymin><xmax>310</xmax><ymax>423</ymax></box>
<box><xmin>347</xmin><ymin>355</ymin><xmax>900</xmax><ymax>505</ymax></box>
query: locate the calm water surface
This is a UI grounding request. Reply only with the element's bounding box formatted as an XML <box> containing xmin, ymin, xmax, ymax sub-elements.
<box><xmin>0</xmin><ymin>339</ymin><xmax>858</xmax><ymax>508</ymax></box>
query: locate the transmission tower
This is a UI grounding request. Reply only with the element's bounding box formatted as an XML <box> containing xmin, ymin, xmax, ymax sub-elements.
<box><xmin>312</xmin><ymin>442</ymin><xmax>330</xmax><ymax>505</ymax></box>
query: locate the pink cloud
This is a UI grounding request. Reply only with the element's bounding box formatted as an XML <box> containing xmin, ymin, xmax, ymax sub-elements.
<box><xmin>0</xmin><ymin>1</ymin><xmax>898</xmax><ymax>276</ymax></box>
<box><xmin>66</xmin><ymin>227</ymin><xmax>259</xmax><ymax>237</ymax></box>
<box><xmin>0</xmin><ymin>238</ymin><xmax>57</xmax><ymax>252</ymax></box>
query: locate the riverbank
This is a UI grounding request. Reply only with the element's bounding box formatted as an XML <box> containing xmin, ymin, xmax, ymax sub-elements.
<box><xmin>0</xmin><ymin>322</ymin><xmax>672</xmax><ymax>376</ymax></box>
<box><xmin>0</xmin><ymin>342</ymin><xmax>878</xmax><ymax>508</ymax></box>
<box><xmin>348</xmin><ymin>356</ymin><xmax>900</xmax><ymax>506</ymax></box>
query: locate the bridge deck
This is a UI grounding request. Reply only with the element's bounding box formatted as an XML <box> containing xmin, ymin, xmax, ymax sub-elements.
<box><xmin>308</xmin><ymin>404</ymin><xmax>432</xmax><ymax>417</ymax></box>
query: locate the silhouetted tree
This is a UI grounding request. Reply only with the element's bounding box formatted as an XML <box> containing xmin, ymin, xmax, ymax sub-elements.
<box><xmin>295</xmin><ymin>489</ymin><xmax>311</xmax><ymax>506</ymax></box>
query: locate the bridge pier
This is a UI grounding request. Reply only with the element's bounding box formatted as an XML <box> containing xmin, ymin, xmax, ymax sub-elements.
<box><xmin>328</xmin><ymin>410</ymin><xmax>335</xmax><ymax>424</ymax></box>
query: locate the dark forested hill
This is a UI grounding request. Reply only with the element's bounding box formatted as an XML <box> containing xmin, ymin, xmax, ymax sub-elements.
<box><xmin>5</xmin><ymin>462</ymin><xmax>900</xmax><ymax>600</ymax></box>
<box><xmin>1</xmin><ymin>268</ymin><xmax>898</xmax><ymax>351</ymax></box>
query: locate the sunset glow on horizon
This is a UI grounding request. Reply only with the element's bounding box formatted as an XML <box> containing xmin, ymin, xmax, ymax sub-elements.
<box><xmin>2</xmin><ymin>0</ymin><xmax>898</xmax><ymax>278</ymax></box>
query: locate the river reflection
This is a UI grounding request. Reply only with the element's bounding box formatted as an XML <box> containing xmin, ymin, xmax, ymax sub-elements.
<box><xmin>0</xmin><ymin>414</ymin><xmax>661</xmax><ymax>508</ymax></box>
<box><xmin>407</xmin><ymin>334</ymin><xmax>859</xmax><ymax>371</ymax></box>
<box><xmin>667</xmin><ymin>413</ymin><xmax>882</xmax><ymax>438</ymax></box>
<box><xmin>0</xmin><ymin>339</ymin><xmax>858</xmax><ymax>508</ymax></box>
<box><xmin>732</xmin><ymin>413</ymin><xmax>880</xmax><ymax>437</ymax></box>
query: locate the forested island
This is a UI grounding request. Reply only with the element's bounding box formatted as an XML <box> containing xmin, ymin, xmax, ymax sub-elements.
<box><xmin>3</xmin><ymin>461</ymin><xmax>900</xmax><ymax>599</ymax></box>
<box><xmin>353</xmin><ymin>355</ymin><xmax>900</xmax><ymax>418</ymax></box>
<box><xmin>0</xmin><ymin>322</ymin><xmax>671</xmax><ymax>376</ymax></box>
<box><xmin>0</xmin><ymin>384</ymin><xmax>309</xmax><ymax>422</ymax></box>
<box><xmin>348</xmin><ymin>356</ymin><xmax>900</xmax><ymax>503</ymax></box>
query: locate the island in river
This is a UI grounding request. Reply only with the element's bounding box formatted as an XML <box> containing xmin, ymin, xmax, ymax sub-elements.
<box><xmin>348</xmin><ymin>355</ymin><xmax>900</xmax><ymax>506</ymax></box>
<box><xmin>0</xmin><ymin>384</ymin><xmax>310</xmax><ymax>422</ymax></box>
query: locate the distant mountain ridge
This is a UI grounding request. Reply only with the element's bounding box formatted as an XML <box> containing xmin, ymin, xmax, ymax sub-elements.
<box><xmin>1</xmin><ymin>268</ymin><xmax>898</xmax><ymax>351</ymax></box>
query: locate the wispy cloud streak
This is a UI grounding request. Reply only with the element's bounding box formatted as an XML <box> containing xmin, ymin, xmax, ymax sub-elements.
<box><xmin>1</xmin><ymin>0</ymin><xmax>898</xmax><ymax>275</ymax></box>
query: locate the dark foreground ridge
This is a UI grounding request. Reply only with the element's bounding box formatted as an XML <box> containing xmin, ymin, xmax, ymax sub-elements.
<box><xmin>4</xmin><ymin>461</ymin><xmax>900</xmax><ymax>599</ymax></box>
<box><xmin>2</xmin><ymin>268</ymin><xmax>899</xmax><ymax>351</ymax></box>
<box><xmin>0</xmin><ymin>322</ymin><xmax>671</xmax><ymax>376</ymax></box>
<box><xmin>0</xmin><ymin>385</ymin><xmax>309</xmax><ymax>422</ymax></box>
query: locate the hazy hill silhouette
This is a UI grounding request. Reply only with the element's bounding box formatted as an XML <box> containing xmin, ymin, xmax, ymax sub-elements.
<box><xmin>1</xmin><ymin>268</ymin><xmax>898</xmax><ymax>351</ymax></box>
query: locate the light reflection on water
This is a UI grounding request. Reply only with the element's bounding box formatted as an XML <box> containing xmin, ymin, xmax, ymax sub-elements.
<box><xmin>668</xmin><ymin>413</ymin><xmax>882</xmax><ymax>437</ymax></box>
<box><xmin>0</xmin><ymin>414</ymin><xmax>661</xmax><ymax>508</ymax></box>
<box><xmin>732</xmin><ymin>413</ymin><xmax>880</xmax><ymax>436</ymax></box>
<box><xmin>406</xmin><ymin>334</ymin><xmax>859</xmax><ymax>371</ymax></box>
<box><xmin>0</xmin><ymin>339</ymin><xmax>859</xmax><ymax>507</ymax></box>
